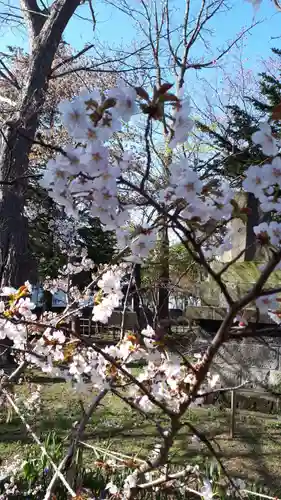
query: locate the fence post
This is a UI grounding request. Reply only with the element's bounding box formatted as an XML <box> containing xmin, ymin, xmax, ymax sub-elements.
<box><xmin>230</xmin><ymin>389</ymin><xmax>236</xmax><ymax>438</ymax></box>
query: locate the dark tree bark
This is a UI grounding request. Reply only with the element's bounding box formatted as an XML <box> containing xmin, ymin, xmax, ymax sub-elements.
<box><xmin>0</xmin><ymin>0</ymin><xmax>81</xmax><ymax>287</ymax></box>
<box><xmin>157</xmin><ymin>220</ymin><xmax>170</xmax><ymax>329</ymax></box>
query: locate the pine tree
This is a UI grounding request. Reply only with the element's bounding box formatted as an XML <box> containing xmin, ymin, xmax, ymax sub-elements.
<box><xmin>197</xmin><ymin>47</ymin><xmax>281</xmax><ymax>183</ymax></box>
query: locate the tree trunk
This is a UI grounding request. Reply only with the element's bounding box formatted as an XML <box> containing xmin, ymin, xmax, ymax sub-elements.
<box><xmin>0</xmin><ymin>0</ymin><xmax>81</xmax><ymax>287</ymax></box>
<box><xmin>133</xmin><ymin>263</ymin><xmax>141</xmax><ymax>330</ymax></box>
<box><xmin>157</xmin><ymin>143</ymin><xmax>171</xmax><ymax>332</ymax></box>
<box><xmin>157</xmin><ymin>220</ymin><xmax>170</xmax><ymax>330</ymax></box>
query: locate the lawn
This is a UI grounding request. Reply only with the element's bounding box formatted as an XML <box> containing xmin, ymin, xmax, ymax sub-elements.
<box><xmin>1</xmin><ymin>373</ymin><xmax>281</xmax><ymax>494</ymax></box>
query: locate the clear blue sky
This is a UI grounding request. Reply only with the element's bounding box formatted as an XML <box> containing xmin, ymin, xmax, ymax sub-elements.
<box><xmin>1</xmin><ymin>0</ymin><xmax>280</xmax><ymax>89</ymax></box>
<box><xmin>1</xmin><ymin>1</ymin><xmax>280</xmax><ymax>61</ymax></box>
<box><xmin>67</xmin><ymin>0</ymin><xmax>281</xmax><ymax>74</ymax></box>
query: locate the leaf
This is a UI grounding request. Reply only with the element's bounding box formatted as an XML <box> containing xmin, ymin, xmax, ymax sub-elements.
<box><xmin>101</xmin><ymin>97</ymin><xmax>116</xmax><ymax>110</ymax></box>
<box><xmin>158</xmin><ymin>82</ymin><xmax>174</xmax><ymax>94</ymax></box>
<box><xmin>135</xmin><ymin>87</ymin><xmax>150</xmax><ymax>101</ymax></box>
<box><xmin>158</xmin><ymin>93</ymin><xmax>179</xmax><ymax>102</ymax></box>
<box><xmin>272</xmin><ymin>102</ymin><xmax>281</xmax><ymax>120</ymax></box>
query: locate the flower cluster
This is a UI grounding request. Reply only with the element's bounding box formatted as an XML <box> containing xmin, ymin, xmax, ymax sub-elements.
<box><xmin>40</xmin><ymin>85</ymin><xmax>138</xmax><ymax>246</ymax></box>
<box><xmin>242</xmin><ymin>123</ymin><xmax>281</xmax><ymax>213</ymax></box>
<box><xmin>40</xmin><ymin>81</ymin><xmax>239</xmax><ymax>264</ymax></box>
<box><xmin>92</xmin><ymin>266</ymin><xmax>124</xmax><ymax>323</ymax></box>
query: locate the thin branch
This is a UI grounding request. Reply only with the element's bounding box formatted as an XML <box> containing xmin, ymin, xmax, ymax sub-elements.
<box><xmin>45</xmin><ymin>389</ymin><xmax>108</xmax><ymax>498</ymax></box>
<box><xmin>185</xmin><ymin>420</ymin><xmax>243</xmax><ymax>499</ymax></box>
<box><xmin>2</xmin><ymin>388</ymin><xmax>76</xmax><ymax>498</ymax></box>
<box><xmin>120</xmin><ymin>264</ymin><xmax>135</xmax><ymax>339</ymax></box>
<box><xmin>187</xmin><ymin>22</ymin><xmax>260</xmax><ymax>70</ymax></box>
<box><xmin>259</xmin><ymin>286</ymin><xmax>281</xmax><ymax>296</ymax></box>
<box><xmin>79</xmin><ymin>441</ymin><xmax>145</xmax><ymax>463</ymax></box>
<box><xmin>137</xmin><ymin>465</ymin><xmax>192</xmax><ymax>489</ymax></box>
<box><xmin>51</xmin><ymin>43</ymin><xmax>94</xmax><ymax>74</ymax></box>
<box><xmin>189</xmin><ymin>249</ymin><xmax>281</xmax><ymax>402</ymax></box>
<box><xmin>88</xmin><ymin>0</ymin><xmax>96</xmax><ymax>30</ymax></box>
<box><xmin>217</xmin><ymin>247</ymin><xmax>248</xmax><ymax>276</ymax></box>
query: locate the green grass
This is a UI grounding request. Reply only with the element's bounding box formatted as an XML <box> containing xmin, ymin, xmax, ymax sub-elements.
<box><xmin>1</xmin><ymin>376</ymin><xmax>281</xmax><ymax>492</ymax></box>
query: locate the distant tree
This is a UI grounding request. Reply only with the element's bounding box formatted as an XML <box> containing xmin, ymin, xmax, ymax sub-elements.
<box><xmin>196</xmin><ymin>47</ymin><xmax>281</xmax><ymax>183</ymax></box>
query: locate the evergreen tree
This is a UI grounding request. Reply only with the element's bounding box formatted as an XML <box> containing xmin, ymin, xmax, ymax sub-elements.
<box><xmin>197</xmin><ymin>47</ymin><xmax>281</xmax><ymax>184</ymax></box>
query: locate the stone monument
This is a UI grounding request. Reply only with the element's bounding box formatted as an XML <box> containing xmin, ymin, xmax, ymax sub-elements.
<box><xmin>221</xmin><ymin>191</ymin><xmax>269</xmax><ymax>263</ymax></box>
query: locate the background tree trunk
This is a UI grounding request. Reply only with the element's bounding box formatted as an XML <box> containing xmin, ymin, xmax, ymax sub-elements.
<box><xmin>157</xmin><ymin>221</ymin><xmax>170</xmax><ymax>328</ymax></box>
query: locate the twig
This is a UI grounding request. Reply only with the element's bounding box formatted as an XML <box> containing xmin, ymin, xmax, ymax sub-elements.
<box><xmin>78</xmin><ymin>441</ymin><xmax>146</xmax><ymax>463</ymax></box>
<box><xmin>1</xmin><ymin>388</ymin><xmax>76</xmax><ymax>497</ymax></box>
<box><xmin>43</xmin><ymin>456</ymin><xmax>68</xmax><ymax>500</ymax></box>
<box><xmin>217</xmin><ymin>247</ymin><xmax>248</xmax><ymax>277</ymax></box>
<box><xmin>50</xmin><ymin>388</ymin><xmax>109</xmax><ymax>496</ymax></box>
<box><xmin>137</xmin><ymin>465</ymin><xmax>192</xmax><ymax>488</ymax></box>
<box><xmin>51</xmin><ymin>43</ymin><xmax>94</xmax><ymax>74</ymax></box>
<box><xmin>185</xmin><ymin>420</ymin><xmax>243</xmax><ymax>499</ymax></box>
<box><xmin>241</xmin><ymin>491</ymin><xmax>280</xmax><ymax>500</ymax></box>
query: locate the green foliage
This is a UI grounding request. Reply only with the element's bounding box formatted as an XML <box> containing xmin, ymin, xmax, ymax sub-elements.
<box><xmin>142</xmin><ymin>241</ymin><xmax>201</xmax><ymax>287</ymax></box>
<box><xmin>28</xmin><ymin>184</ymin><xmax>116</xmax><ymax>282</ymax></box>
<box><xmin>77</xmin><ymin>215</ymin><xmax>116</xmax><ymax>266</ymax></box>
<box><xmin>169</xmin><ymin>242</ymin><xmax>201</xmax><ymax>281</ymax></box>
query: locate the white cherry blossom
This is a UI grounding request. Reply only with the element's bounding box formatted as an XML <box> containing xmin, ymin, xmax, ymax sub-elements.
<box><xmin>17</xmin><ymin>297</ymin><xmax>36</xmax><ymax>318</ymax></box>
<box><xmin>107</xmin><ymin>80</ymin><xmax>138</xmax><ymax>122</ymax></box>
<box><xmin>242</xmin><ymin>165</ymin><xmax>267</xmax><ymax>195</ymax></box>
<box><xmin>169</xmin><ymin>99</ymin><xmax>194</xmax><ymax>149</ymax></box>
<box><xmin>200</xmin><ymin>479</ymin><xmax>213</xmax><ymax>500</ymax></box>
<box><xmin>252</xmin><ymin>122</ymin><xmax>278</xmax><ymax>157</ymax></box>
<box><xmin>58</xmin><ymin>97</ymin><xmax>90</xmax><ymax>138</ymax></box>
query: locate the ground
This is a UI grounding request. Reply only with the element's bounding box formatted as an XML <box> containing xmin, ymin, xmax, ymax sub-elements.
<box><xmin>1</xmin><ymin>373</ymin><xmax>281</xmax><ymax>496</ymax></box>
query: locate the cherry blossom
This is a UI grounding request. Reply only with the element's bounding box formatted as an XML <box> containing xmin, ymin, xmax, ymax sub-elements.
<box><xmin>107</xmin><ymin>80</ymin><xmax>138</xmax><ymax>122</ymax></box>
<box><xmin>253</xmin><ymin>222</ymin><xmax>270</xmax><ymax>241</ymax></box>
<box><xmin>126</xmin><ymin>229</ymin><xmax>157</xmax><ymax>263</ymax></box>
<box><xmin>105</xmin><ymin>481</ymin><xmax>119</xmax><ymax>495</ymax></box>
<box><xmin>242</xmin><ymin>165</ymin><xmax>267</xmax><ymax>195</ymax></box>
<box><xmin>5</xmin><ymin>77</ymin><xmax>281</xmax><ymax>498</ymax></box>
<box><xmin>252</xmin><ymin>122</ymin><xmax>278</xmax><ymax>157</ymax></box>
<box><xmin>169</xmin><ymin>99</ymin><xmax>194</xmax><ymax>149</ymax></box>
<box><xmin>58</xmin><ymin>97</ymin><xmax>91</xmax><ymax>139</ymax></box>
<box><xmin>17</xmin><ymin>297</ymin><xmax>36</xmax><ymax>319</ymax></box>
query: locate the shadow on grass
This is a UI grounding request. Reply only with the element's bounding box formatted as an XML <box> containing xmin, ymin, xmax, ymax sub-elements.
<box><xmin>175</xmin><ymin>416</ymin><xmax>281</xmax><ymax>492</ymax></box>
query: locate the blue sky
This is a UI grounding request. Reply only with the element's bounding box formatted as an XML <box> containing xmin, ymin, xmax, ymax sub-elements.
<box><xmin>0</xmin><ymin>0</ymin><xmax>280</xmax><ymax>111</ymax></box>
<box><xmin>68</xmin><ymin>0</ymin><xmax>281</xmax><ymax>62</ymax></box>
<box><xmin>67</xmin><ymin>0</ymin><xmax>281</xmax><ymax>74</ymax></box>
<box><xmin>1</xmin><ymin>0</ymin><xmax>281</xmax><ymax>67</ymax></box>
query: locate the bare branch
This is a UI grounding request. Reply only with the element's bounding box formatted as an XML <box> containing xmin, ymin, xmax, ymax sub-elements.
<box><xmin>186</xmin><ymin>21</ymin><xmax>260</xmax><ymax>70</ymax></box>
<box><xmin>1</xmin><ymin>388</ymin><xmax>76</xmax><ymax>497</ymax></box>
<box><xmin>51</xmin><ymin>43</ymin><xmax>95</xmax><ymax>74</ymax></box>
